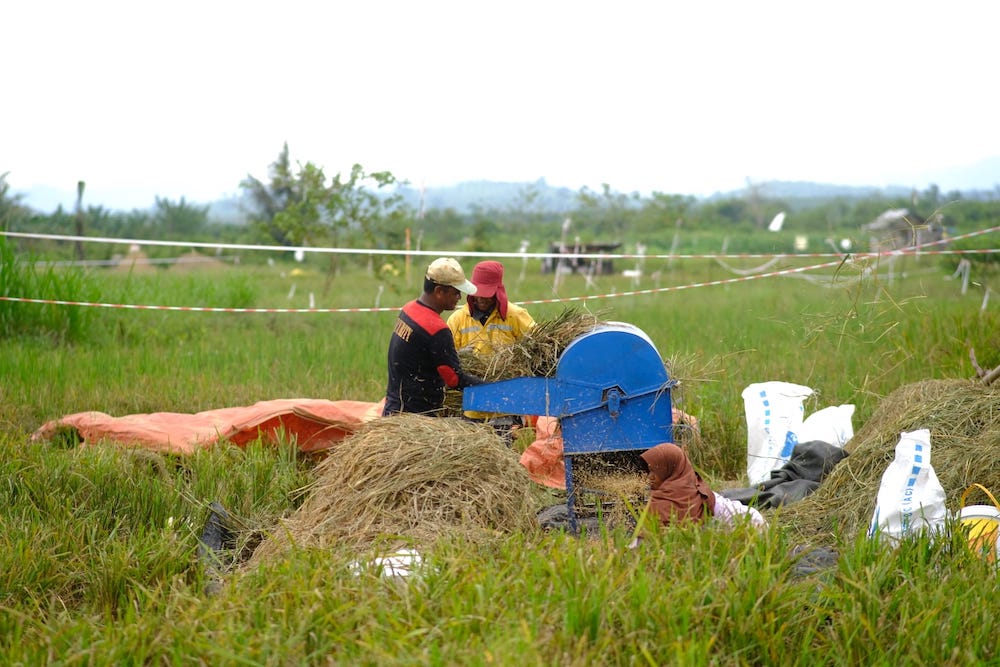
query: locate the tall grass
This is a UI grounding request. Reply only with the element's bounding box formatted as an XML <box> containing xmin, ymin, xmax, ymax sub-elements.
<box><xmin>0</xmin><ymin>434</ymin><xmax>308</xmax><ymax>613</ymax></box>
<box><xmin>2</xmin><ymin>251</ymin><xmax>999</xmax><ymax>664</ymax></box>
<box><xmin>4</xmin><ymin>455</ymin><xmax>999</xmax><ymax>667</ymax></box>
<box><xmin>0</xmin><ymin>236</ymin><xmax>98</xmax><ymax>341</ymax></box>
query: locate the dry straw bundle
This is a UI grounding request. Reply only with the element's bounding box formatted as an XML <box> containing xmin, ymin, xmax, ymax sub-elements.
<box><xmin>250</xmin><ymin>414</ymin><xmax>539</xmax><ymax>563</ymax></box>
<box><xmin>779</xmin><ymin>379</ymin><xmax>1000</xmax><ymax>545</ymax></box>
<box><xmin>444</xmin><ymin>306</ymin><xmax>607</xmax><ymax>415</ymax></box>
<box><xmin>472</xmin><ymin>306</ymin><xmax>608</xmax><ymax>380</ymax></box>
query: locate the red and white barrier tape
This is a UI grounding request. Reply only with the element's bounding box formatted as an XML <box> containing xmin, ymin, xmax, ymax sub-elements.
<box><xmin>2</xmin><ymin>226</ymin><xmax>996</xmax><ymax>314</ymax></box>
<box><xmin>0</xmin><ymin>258</ymin><xmax>862</xmax><ymax>313</ymax></box>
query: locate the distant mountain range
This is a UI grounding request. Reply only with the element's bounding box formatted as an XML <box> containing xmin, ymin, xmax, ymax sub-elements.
<box><xmin>14</xmin><ymin>158</ymin><xmax>1000</xmax><ymax>223</ymax></box>
<box><xmin>198</xmin><ymin>175</ymin><xmax>1000</xmax><ymax>224</ymax></box>
<box><xmin>205</xmin><ymin>179</ymin><xmax>920</xmax><ymax>225</ymax></box>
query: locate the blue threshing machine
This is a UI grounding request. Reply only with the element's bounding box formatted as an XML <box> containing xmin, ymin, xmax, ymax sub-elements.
<box><xmin>463</xmin><ymin>322</ymin><xmax>676</xmax><ymax>530</ymax></box>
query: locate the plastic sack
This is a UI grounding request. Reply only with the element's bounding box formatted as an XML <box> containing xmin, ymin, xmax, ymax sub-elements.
<box><xmin>796</xmin><ymin>404</ymin><xmax>855</xmax><ymax>448</ymax></box>
<box><xmin>743</xmin><ymin>382</ymin><xmax>814</xmax><ymax>485</ymax></box>
<box><xmin>868</xmin><ymin>429</ymin><xmax>947</xmax><ymax>541</ymax></box>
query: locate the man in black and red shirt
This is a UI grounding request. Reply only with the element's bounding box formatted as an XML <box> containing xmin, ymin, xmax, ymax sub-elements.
<box><xmin>383</xmin><ymin>257</ymin><xmax>484</xmax><ymax>416</ymax></box>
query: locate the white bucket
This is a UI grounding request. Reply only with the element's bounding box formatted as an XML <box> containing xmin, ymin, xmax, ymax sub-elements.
<box><xmin>959</xmin><ymin>504</ymin><xmax>1000</xmax><ymax>563</ymax></box>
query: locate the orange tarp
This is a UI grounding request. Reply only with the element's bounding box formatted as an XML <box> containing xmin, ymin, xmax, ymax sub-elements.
<box><xmin>519</xmin><ymin>416</ymin><xmax>567</xmax><ymax>488</ymax></box>
<box><xmin>31</xmin><ymin>399</ymin><xmax>384</xmax><ymax>456</ymax></box>
<box><xmin>33</xmin><ymin>400</ymin><xmax>698</xmax><ymax>489</ymax></box>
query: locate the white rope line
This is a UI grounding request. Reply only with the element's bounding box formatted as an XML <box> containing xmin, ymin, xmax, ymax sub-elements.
<box><xmin>3</xmin><ymin>225</ymin><xmax>997</xmax><ymax>261</ymax></box>
<box><xmin>2</xmin><ymin>227</ymin><xmax>996</xmax><ymax>314</ymax></box>
<box><xmin>33</xmin><ymin>255</ymin><xmax>241</xmax><ymax>268</ymax></box>
<box><xmin>712</xmin><ymin>255</ymin><xmax>783</xmax><ymax>276</ymax></box>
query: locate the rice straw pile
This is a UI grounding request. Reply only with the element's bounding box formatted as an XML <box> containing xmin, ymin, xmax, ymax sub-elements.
<box><xmin>250</xmin><ymin>414</ymin><xmax>539</xmax><ymax>563</ymax></box>
<box><xmin>778</xmin><ymin>379</ymin><xmax>1000</xmax><ymax>546</ymax></box>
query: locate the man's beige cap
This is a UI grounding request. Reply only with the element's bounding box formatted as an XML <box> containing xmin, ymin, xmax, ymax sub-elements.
<box><xmin>425</xmin><ymin>257</ymin><xmax>477</xmax><ymax>295</ymax></box>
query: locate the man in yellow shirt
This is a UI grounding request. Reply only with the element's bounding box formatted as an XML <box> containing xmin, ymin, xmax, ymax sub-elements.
<box><xmin>448</xmin><ymin>260</ymin><xmax>535</xmax><ymax>354</ymax></box>
<box><xmin>447</xmin><ymin>261</ymin><xmax>536</xmax><ymax>433</ymax></box>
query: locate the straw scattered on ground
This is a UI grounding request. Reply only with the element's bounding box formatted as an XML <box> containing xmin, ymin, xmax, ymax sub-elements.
<box><xmin>249</xmin><ymin>414</ymin><xmax>540</xmax><ymax>564</ymax></box>
<box><xmin>778</xmin><ymin>379</ymin><xmax>1000</xmax><ymax>546</ymax></box>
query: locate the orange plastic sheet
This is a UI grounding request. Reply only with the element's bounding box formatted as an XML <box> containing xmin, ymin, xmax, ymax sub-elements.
<box><xmin>33</xmin><ymin>399</ymin><xmax>698</xmax><ymax>488</ymax></box>
<box><xmin>31</xmin><ymin>399</ymin><xmax>384</xmax><ymax>456</ymax></box>
<box><xmin>519</xmin><ymin>416</ymin><xmax>566</xmax><ymax>488</ymax></box>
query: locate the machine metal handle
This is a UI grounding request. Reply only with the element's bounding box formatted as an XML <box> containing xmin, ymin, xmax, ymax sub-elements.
<box><xmin>606</xmin><ymin>387</ymin><xmax>622</xmax><ymax>417</ymax></box>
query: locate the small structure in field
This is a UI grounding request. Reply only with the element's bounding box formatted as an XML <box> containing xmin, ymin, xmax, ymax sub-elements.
<box><xmin>113</xmin><ymin>244</ymin><xmax>156</xmax><ymax>273</ymax></box>
<box><xmin>862</xmin><ymin>209</ymin><xmax>946</xmax><ymax>251</ymax></box>
<box><xmin>170</xmin><ymin>250</ymin><xmax>230</xmax><ymax>272</ymax></box>
<box><xmin>541</xmin><ymin>242</ymin><xmax>622</xmax><ymax>275</ymax></box>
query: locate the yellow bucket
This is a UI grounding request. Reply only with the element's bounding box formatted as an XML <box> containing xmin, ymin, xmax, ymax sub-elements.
<box><xmin>960</xmin><ymin>484</ymin><xmax>1000</xmax><ymax>563</ymax></box>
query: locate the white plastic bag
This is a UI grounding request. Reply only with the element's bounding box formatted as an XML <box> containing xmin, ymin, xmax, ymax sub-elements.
<box><xmin>796</xmin><ymin>404</ymin><xmax>856</xmax><ymax>447</ymax></box>
<box><xmin>743</xmin><ymin>382</ymin><xmax>814</xmax><ymax>485</ymax></box>
<box><xmin>868</xmin><ymin>429</ymin><xmax>947</xmax><ymax>541</ymax></box>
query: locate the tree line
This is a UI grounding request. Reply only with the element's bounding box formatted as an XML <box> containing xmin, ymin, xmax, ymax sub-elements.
<box><xmin>3</xmin><ymin>148</ymin><xmax>998</xmax><ymax>270</ymax></box>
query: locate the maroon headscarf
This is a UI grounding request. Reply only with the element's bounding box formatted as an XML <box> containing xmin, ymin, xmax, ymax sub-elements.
<box><xmin>640</xmin><ymin>442</ymin><xmax>716</xmax><ymax>524</ymax></box>
<box><xmin>467</xmin><ymin>261</ymin><xmax>508</xmax><ymax>319</ymax></box>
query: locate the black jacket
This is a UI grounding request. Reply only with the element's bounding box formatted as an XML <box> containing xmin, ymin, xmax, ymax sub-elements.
<box><xmin>383</xmin><ymin>300</ymin><xmax>482</xmax><ymax>416</ymax></box>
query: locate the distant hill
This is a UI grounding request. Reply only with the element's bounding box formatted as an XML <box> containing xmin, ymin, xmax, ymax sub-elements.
<box><xmin>4</xmin><ymin>179</ymin><xmax>960</xmax><ymax>225</ymax></box>
<box><xmin>395</xmin><ymin>179</ymin><xmax>580</xmax><ymax>214</ymax></box>
<box><xmin>724</xmin><ymin>181</ymin><xmax>913</xmax><ymax>201</ymax></box>
<box><xmin>176</xmin><ymin>171</ymin><xmax>1000</xmax><ymax>224</ymax></box>
<box><xmin>930</xmin><ymin>156</ymin><xmax>1000</xmax><ymax>194</ymax></box>
<box><xmin>205</xmin><ymin>197</ymin><xmax>248</xmax><ymax>225</ymax></box>
<box><xmin>16</xmin><ymin>168</ymin><xmax>1000</xmax><ymax>224</ymax></box>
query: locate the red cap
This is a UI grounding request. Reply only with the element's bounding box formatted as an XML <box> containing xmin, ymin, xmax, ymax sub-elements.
<box><xmin>469</xmin><ymin>261</ymin><xmax>508</xmax><ymax>319</ymax></box>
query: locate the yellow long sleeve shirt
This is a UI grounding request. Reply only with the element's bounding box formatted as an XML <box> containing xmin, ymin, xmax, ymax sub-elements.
<box><xmin>447</xmin><ymin>302</ymin><xmax>536</xmax><ymax>356</ymax></box>
<box><xmin>447</xmin><ymin>302</ymin><xmax>536</xmax><ymax>420</ymax></box>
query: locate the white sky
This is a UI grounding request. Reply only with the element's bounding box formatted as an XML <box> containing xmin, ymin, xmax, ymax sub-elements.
<box><xmin>4</xmin><ymin>1</ymin><xmax>999</xmax><ymax>210</ymax></box>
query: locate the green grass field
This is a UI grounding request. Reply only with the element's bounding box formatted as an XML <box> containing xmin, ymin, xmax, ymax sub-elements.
<box><xmin>2</xmin><ymin>247</ymin><xmax>1000</xmax><ymax>665</ymax></box>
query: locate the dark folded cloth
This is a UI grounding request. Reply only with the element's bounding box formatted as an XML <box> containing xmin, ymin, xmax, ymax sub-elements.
<box><xmin>721</xmin><ymin>440</ymin><xmax>848</xmax><ymax>508</ymax></box>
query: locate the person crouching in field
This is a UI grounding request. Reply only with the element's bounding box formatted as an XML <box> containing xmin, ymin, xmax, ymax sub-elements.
<box><xmin>630</xmin><ymin>442</ymin><xmax>766</xmax><ymax>547</ymax></box>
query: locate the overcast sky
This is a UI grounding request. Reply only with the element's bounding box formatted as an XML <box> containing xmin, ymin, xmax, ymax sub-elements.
<box><xmin>4</xmin><ymin>1</ymin><xmax>999</xmax><ymax>210</ymax></box>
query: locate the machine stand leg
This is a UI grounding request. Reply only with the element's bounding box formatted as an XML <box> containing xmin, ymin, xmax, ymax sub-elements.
<box><xmin>565</xmin><ymin>455</ymin><xmax>579</xmax><ymax>535</ymax></box>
